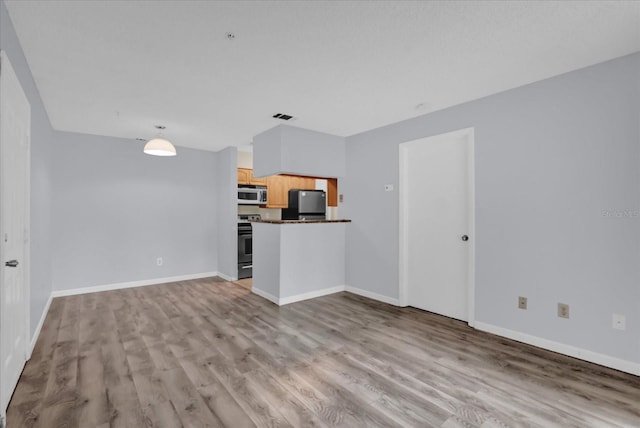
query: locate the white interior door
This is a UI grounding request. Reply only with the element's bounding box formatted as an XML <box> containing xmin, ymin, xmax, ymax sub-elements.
<box><xmin>399</xmin><ymin>128</ymin><xmax>474</xmax><ymax>323</ymax></box>
<box><xmin>0</xmin><ymin>50</ymin><xmax>31</xmax><ymax>417</ymax></box>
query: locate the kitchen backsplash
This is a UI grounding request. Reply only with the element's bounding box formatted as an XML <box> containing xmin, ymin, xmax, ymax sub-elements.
<box><xmin>259</xmin><ymin>208</ymin><xmax>282</xmax><ymax>220</ymax></box>
<box><xmin>238</xmin><ymin>204</ymin><xmax>282</xmax><ymax>220</ymax></box>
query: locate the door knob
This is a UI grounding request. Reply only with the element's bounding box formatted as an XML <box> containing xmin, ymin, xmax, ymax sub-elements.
<box><xmin>461</xmin><ymin>235</ymin><xmax>469</xmax><ymax>242</ymax></box>
<box><xmin>5</xmin><ymin>260</ymin><xmax>19</xmax><ymax>267</ymax></box>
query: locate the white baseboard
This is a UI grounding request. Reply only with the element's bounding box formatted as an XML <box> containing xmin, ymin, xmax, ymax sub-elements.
<box><xmin>252</xmin><ymin>285</ymin><xmax>346</xmax><ymax>306</ymax></box>
<box><xmin>28</xmin><ymin>293</ymin><xmax>53</xmax><ymax>359</ymax></box>
<box><xmin>51</xmin><ymin>271</ymin><xmax>219</xmax><ymax>298</ymax></box>
<box><xmin>345</xmin><ymin>285</ymin><xmax>400</xmax><ymax>306</ymax></box>
<box><xmin>251</xmin><ymin>287</ymin><xmax>280</xmax><ymax>305</ymax></box>
<box><xmin>217</xmin><ymin>272</ymin><xmax>237</xmax><ymax>282</ymax></box>
<box><xmin>474</xmin><ymin>321</ymin><xmax>640</xmax><ymax>376</ymax></box>
<box><xmin>280</xmin><ymin>285</ymin><xmax>346</xmax><ymax>305</ymax></box>
<box><xmin>251</xmin><ymin>283</ymin><xmax>403</xmax><ymax>307</ymax></box>
<box><xmin>251</xmin><ymin>285</ymin><xmax>401</xmax><ymax>307</ymax></box>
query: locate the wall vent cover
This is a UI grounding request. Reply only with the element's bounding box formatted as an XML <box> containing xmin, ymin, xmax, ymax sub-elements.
<box><xmin>273</xmin><ymin>113</ymin><xmax>294</xmax><ymax>120</ymax></box>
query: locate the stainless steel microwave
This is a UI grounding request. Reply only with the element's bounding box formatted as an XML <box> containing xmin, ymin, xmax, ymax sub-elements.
<box><xmin>238</xmin><ymin>186</ymin><xmax>267</xmax><ymax>205</ymax></box>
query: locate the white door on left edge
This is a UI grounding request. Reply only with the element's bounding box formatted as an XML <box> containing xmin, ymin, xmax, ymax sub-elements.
<box><xmin>0</xmin><ymin>50</ymin><xmax>31</xmax><ymax>415</ymax></box>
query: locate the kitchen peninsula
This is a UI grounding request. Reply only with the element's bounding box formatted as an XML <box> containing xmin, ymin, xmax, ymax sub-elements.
<box><xmin>251</xmin><ymin>219</ymin><xmax>351</xmax><ymax>305</ymax></box>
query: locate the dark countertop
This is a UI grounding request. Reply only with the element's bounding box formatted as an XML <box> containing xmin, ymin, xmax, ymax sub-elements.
<box><xmin>250</xmin><ymin>219</ymin><xmax>351</xmax><ymax>224</ymax></box>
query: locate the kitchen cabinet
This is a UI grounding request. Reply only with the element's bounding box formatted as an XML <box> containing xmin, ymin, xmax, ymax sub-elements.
<box><xmin>327</xmin><ymin>178</ymin><xmax>338</xmax><ymax>207</ymax></box>
<box><xmin>237</xmin><ymin>168</ymin><xmax>267</xmax><ymax>186</ymax></box>
<box><xmin>237</xmin><ymin>168</ymin><xmax>250</xmax><ymax>184</ymax></box>
<box><xmin>265</xmin><ymin>175</ymin><xmax>316</xmax><ymax>208</ymax></box>
<box><xmin>240</xmin><ymin>168</ymin><xmax>337</xmax><ymax>208</ymax></box>
<box><xmin>288</xmin><ymin>176</ymin><xmax>315</xmax><ymax>192</ymax></box>
<box><xmin>266</xmin><ymin>175</ymin><xmax>289</xmax><ymax>208</ymax></box>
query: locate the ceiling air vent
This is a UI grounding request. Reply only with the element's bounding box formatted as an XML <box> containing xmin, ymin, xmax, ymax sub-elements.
<box><xmin>273</xmin><ymin>113</ymin><xmax>294</xmax><ymax>121</ymax></box>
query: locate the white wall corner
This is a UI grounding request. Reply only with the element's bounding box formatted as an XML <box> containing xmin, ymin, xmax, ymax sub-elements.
<box><xmin>216</xmin><ymin>272</ymin><xmax>238</xmax><ymax>282</ymax></box>
<box><xmin>28</xmin><ymin>292</ymin><xmax>53</xmax><ymax>359</ymax></box>
<box><xmin>51</xmin><ymin>272</ymin><xmax>220</xmax><ymax>298</ymax></box>
<box><xmin>345</xmin><ymin>285</ymin><xmax>401</xmax><ymax>306</ymax></box>
<box><xmin>474</xmin><ymin>321</ymin><xmax>640</xmax><ymax>376</ymax></box>
<box><xmin>251</xmin><ymin>287</ymin><xmax>280</xmax><ymax>305</ymax></box>
<box><xmin>279</xmin><ymin>285</ymin><xmax>346</xmax><ymax>306</ymax></box>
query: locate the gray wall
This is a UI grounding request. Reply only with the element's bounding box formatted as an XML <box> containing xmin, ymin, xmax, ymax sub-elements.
<box><xmin>1</xmin><ymin>0</ymin><xmax>54</xmax><ymax>339</ymax></box>
<box><xmin>51</xmin><ymin>132</ymin><xmax>218</xmax><ymax>291</ymax></box>
<box><xmin>252</xmin><ymin>223</ymin><xmax>346</xmax><ymax>301</ymax></box>
<box><xmin>253</xmin><ymin>126</ymin><xmax>283</xmax><ymax>177</ymax></box>
<box><xmin>252</xmin><ymin>222</ymin><xmax>281</xmax><ymax>298</ymax></box>
<box><xmin>279</xmin><ymin>223</ymin><xmax>346</xmax><ymax>298</ymax></box>
<box><xmin>254</xmin><ymin>124</ymin><xmax>346</xmax><ymax>178</ymax></box>
<box><xmin>215</xmin><ymin>146</ymin><xmax>238</xmax><ymax>280</ymax></box>
<box><xmin>342</xmin><ymin>53</ymin><xmax>640</xmax><ymax>364</ymax></box>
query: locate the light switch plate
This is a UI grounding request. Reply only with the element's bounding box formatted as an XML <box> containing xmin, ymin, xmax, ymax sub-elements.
<box><xmin>558</xmin><ymin>303</ymin><xmax>570</xmax><ymax>319</ymax></box>
<box><xmin>518</xmin><ymin>296</ymin><xmax>527</xmax><ymax>310</ymax></box>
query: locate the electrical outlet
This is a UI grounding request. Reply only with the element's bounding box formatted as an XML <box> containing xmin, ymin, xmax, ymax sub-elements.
<box><xmin>156</xmin><ymin>257</ymin><xmax>163</xmax><ymax>266</ymax></box>
<box><xmin>384</xmin><ymin>184</ymin><xmax>394</xmax><ymax>192</ymax></box>
<box><xmin>558</xmin><ymin>303</ymin><xmax>570</xmax><ymax>319</ymax></box>
<box><xmin>612</xmin><ymin>314</ymin><xmax>626</xmax><ymax>330</ymax></box>
<box><xmin>518</xmin><ymin>296</ymin><xmax>527</xmax><ymax>310</ymax></box>
<box><xmin>339</xmin><ymin>194</ymin><xmax>344</xmax><ymax>203</ymax></box>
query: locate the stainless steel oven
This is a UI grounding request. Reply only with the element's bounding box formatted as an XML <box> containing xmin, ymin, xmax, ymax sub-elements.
<box><xmin>237</xmin><ymin>215</ymin><xmax>259</xmax><ymax>279</ymax></box>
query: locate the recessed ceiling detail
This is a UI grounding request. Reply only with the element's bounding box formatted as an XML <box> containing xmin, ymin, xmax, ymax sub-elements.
<box><xmin>4</xmin><ymin>1</ymin><xmax>640</xmax><ymax>152</ymax></box>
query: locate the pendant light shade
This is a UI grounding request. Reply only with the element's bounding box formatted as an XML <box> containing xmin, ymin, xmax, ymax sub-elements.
<box><xmin>144</xmin><ymin>138</ymin><xmax>177</xmax><ymax>156</ymax></box>
<box><xmin>143</xmin><ymin>125</ymin><xmax>177</xmax><ymax>156</ymax></box>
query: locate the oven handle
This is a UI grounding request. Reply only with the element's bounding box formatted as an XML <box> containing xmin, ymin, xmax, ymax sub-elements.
<box><xmin>240</xmin><ymin>265</ymin><xmax>253</xmax><ymax>269</ymax></box>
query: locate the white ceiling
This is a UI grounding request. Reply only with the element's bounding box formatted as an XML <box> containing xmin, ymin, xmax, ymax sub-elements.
<box><xmin>5</xmin><ymin>1</ymin><xmax>640</xmax><ymax>152</ymax></box>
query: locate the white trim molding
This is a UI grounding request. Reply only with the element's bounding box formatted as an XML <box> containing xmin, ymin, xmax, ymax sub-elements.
<box><xmin>217</xmin><ymin>272</ymin><xmax>237</xmax><ymax>282</ymax></box>
<box><xmin>51</xmin><ymin>272</ymin><xmax>219</xmax><ymax>298</ymax></box>
<box><xmin>345</xmin><ymin>285</ymin><xmax>400</xmax><ymax>306</ymax></box>
<box><xmin>252</xmin><ymin>285</ymin><xmax>346</xmax><ymax>306</ymax></box>
<box><xmin>251</xmin><ymin>287</ymin><xmax>280</xmax><ymax>305</ymax></box>
<box><xmin>251</xmin><ymin>284</ymin><xmax>403</xmax><ymax>307</ymax></box>
<box><xmin>280</xmin><ymin>286</ymin><xmax>346</xmax><ymax>306</ymax></box>
<box><xmin>475</xmin><ymin>321</ymin><xmax>640</xmax><ymax>376</ymax></box>
<box><xmin>28</xmin><ymin>293</ymin><xmax>53</xmax><ymax>359</ymax></box>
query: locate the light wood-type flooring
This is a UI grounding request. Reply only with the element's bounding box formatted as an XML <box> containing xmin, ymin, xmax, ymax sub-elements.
<box><xmin>7</xmin><ymin>277</ymin><xmax>640</xmax><ymax>427</ymax></box>
<box><xmin>233</xmin><ymin>278</ymin><xmax>253</xmax><ymax>291</ymax></box>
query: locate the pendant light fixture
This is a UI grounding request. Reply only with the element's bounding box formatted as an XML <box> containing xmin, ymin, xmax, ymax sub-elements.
<box><xmin>144</xmin><ymin>125</ymin><xmax>177</xmax><ymax>156</ymax></box>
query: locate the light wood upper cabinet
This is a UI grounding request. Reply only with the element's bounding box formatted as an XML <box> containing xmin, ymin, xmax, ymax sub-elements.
<box><xmin>287</xmin><ymin>176</ymin><xmax>315</xmax><ymax>192</ymax></box>
<box><xmin>265</xmin><ymin>175</ymin><xmax>317</xmax><ymax>208</ymax></box>
<box><xmin>237</xmin><ymin>168</ymin><xmax>250</xmax><ymax>185</ymax></box>
<box><xmin>266</xmin><ymin>175</ymin><xmax>289</xmax><ymax>208</ymax></box>
<box><xmin>327</xmin><ymin>178</ymin><xmax>338</xmax><ymax>207</ymax></box>
<box><xmin>239</xmin><ymin>168</ymin><xmax>338</xmax><ymax>208</ymax></box>
<box><xmin>249</xmin><ymin>172</ymin><xmax>267</xmax><ymax>186</ymax></box>
<box><xmin>237</xmin><ymin>168</ymin><xmax>267</xmax><ymax>186</ymax></box>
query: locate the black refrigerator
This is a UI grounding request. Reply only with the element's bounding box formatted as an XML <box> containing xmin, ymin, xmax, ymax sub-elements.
<box><xmin>282</xmin><ymin>189</ymin><xmax>326</xmax><ymax>220</ymax></box>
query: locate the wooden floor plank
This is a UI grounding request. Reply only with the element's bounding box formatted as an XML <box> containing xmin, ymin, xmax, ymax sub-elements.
<box><xmin>7</xmin><ymin>277</ymin><xmax>640</xmax><ymax>428</ymax></box>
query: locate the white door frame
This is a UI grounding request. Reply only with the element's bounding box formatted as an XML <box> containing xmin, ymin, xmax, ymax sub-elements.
<box><xmin>0</xmin><ymin>49</ymin><xmax>31</xmax><ymax>420</ymax></box>
<box><xmin>398</xmin><ymin>127</ymin><xmax>476</xmax><ymax>326</ymax></box>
